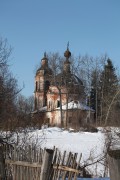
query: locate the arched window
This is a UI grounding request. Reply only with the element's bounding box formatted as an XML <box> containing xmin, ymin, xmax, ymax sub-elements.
<box><xmin>57</xmin><ymin>100</ymin><xmax>60</xmax><ymax>108</ymax></box>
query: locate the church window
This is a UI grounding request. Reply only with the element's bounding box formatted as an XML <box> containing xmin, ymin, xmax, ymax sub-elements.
<box><xmin>57</xmin><ymin>100</ymin><xmax>60</xmax><ymax>108</ymax></box>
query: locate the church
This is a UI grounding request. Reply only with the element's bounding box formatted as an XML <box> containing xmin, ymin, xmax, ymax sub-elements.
<box><xmin>33</xmin><ymin>45</ymin><xmax>94</xmax><ymax>129</ymax></box>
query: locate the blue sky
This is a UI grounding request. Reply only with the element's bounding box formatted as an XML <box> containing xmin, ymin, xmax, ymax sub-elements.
<box><xmin>0</xmin><ymin>0</ymin><xmax>120</xmax><ymax>97</ymax></box>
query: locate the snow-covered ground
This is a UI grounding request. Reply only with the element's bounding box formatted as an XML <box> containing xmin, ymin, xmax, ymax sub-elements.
<box><xmin>7</xmin><ymin>126</ymin><xmax>109</xmax><ymax>178</ymax></box>
<box><xmin>59</xmin><ymin>178</ymin><xmax>110</xmax><ymax>180</ymax></box>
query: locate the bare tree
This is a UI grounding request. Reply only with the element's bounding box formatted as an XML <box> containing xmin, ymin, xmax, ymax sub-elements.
<box><xmin>0</xmin><ymin>37</ymin><xmax>21</xmax><ymax>131</ymax></box>
<box><xmin>15</xmin><ymin>95</ymin><xmax>34</xmax><ymax>128</ymax></box>
<box><xmin>0</xmin><ymin>37</ymin><xmax>12</xmax><ymax>70</ymax></box>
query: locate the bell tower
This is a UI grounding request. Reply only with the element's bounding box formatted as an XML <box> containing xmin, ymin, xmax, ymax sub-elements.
<box><xmin>63</xmin><ymin>42</ymin><xmax>71</xmax><ymax>73</ymax></box>
<box><xmin>34</xmin><ymin>52</ymin><xmax>52</xmax><ymax>110</ymax></box>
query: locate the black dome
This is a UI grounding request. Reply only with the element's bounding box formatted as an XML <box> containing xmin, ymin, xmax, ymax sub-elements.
<box><xmin>36</xmin><ymin>66</ymin><xmax>52</xmax><ymax>75</ymax></box>
<box><xmin>52</xmin><ymin>72</ymin><xmax>83</xmax><ymax>86</ymax></box>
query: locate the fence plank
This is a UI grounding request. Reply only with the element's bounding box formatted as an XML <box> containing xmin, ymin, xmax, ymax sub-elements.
<box><xmin>68</xmin><ymin>153</ymin><xmax>78</xmax><ymax>180</ymax></box>
<box><xmin>5</xmin><ymin>159</ymin><xmax>42</xmax><ymax>168</ymax></box>
<box><xmin>40</xmin><ymin>148</ymin><xmax>54</xmax><ymax>180</ymax></box>
<box><xmin>62</xmin><ymin>152</ymin><xmax>72</xmax><ymax>180</ymax></box>
<box><xmin>54</xmin><ymin>164</ymin><xmax>81</xmax><ymax>173</ymax></box>
<box><xmin>74</xmin><ymin>153</ymin><xmax>82</xmax><ymax>179</ymax></box>
<box><xmin>52</xmin><ymin>148</ymin><xmax>58</xmax><ymax>180</ymax></box>
<box><xmin>57</xmin><ymin>150</ymin><xmax>66</xmax><ymax>180</ymax></box>
<box><xmin>53</xmin><ymin>150</ymin><xmax>61</xmax><ymax>180</ymax></box>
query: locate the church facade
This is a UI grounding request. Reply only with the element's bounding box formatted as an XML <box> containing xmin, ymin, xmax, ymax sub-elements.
<box><xmin>33</xmin><ymin>46</ymin><xmax>94</xmax><ymax>128</ymax></box>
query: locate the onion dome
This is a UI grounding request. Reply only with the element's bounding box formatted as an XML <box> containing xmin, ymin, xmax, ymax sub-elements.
<box><xmin>64</xmin><ymin>42</ymin><xmax>71</xmax><ymax>60</ymax></box>
<box><xmin>41</xmin><ymin>52</ymin><xmax>48</xmax><ymax>61</ymax></box>
<box><xmin>41</xmin><ymin>52</ymin><xmax>48</xmax><ymax>67</ymax></box>
<box><xmin>63</xmin><ymin>42</ymin><xmax>71</xmax><ymax>73</ymax></box>
<box><xmin>36</xmin><ymin>52</ymin><xmax>52</xmax><ymax>75</ymax></box>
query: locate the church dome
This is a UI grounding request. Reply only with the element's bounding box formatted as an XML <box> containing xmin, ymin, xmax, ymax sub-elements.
<box><xmin>36</xmin><ymin>52</ymin><xmax>52</xmax><ymax>75</ymax></box>
<box><xmin>36</xmin><ymin>66</ymin><xmax>52</xmax><ymax>75</ymax></box>
<box><xmin>51</xmin><ymin>71</ymin><xmax>84</xmax><ymax>95</ymax></box>
<box><xmin>64</xmin><ymin>49</ymin><xmax>71</xmax><ymax>59</ymax></box>
<box><xmin>54</xmin><ymin>72</ymin><xmax>83</xmax><ymax>86</ymax></box>
<box><xmin>64</xmin><ymin>42</ymin><xmax>71</xmax><ymax>59</ymax></box>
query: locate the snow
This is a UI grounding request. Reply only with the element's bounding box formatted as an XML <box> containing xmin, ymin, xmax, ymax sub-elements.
<box><xmin>32</xmin><ymin>106</ymin><xmax>47</xmax><ymax>113</ymax></box>
<box><xmin>9</xmin><ymin>127</ymin><xmax>108</xmax><ymax>178</ymax></box>
<box><xmin>56</xmin><ymin>100</ymin><xmax>94</xmax><ymax>111</ymax></box>
<box><xmin>39</xmin><ymin>106</ymin><xmax>47</xmax><ymax>112</ymax></box>
<box><xmin>32</xmin><ymin>101</ymin><xmax>94</xmax><ymax>112</ymax></box>
<box><xmin>60</xmin><ymin>178</ymin><xmax>109</xmax><ymax>180</ymax></box>
<box><xmin>105</xmin><ymin>127</ymin><xmax>120</xmax><ymax>150</ymax></box>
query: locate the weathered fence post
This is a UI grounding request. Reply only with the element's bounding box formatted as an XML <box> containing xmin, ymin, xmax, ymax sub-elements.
<box><xmin>0</xmin><ymin>146</ymin><xmax>5</xmax><ymax>179</ymax></box>
<box><xmin>40</xmin><ymin>148</ymin><xmax>54</xmax><ymax>180</ymax></box>
<box><xmin>108</xmin><ymin>149</ymin><xmax>120</xmax><ymax>180</ymax></box>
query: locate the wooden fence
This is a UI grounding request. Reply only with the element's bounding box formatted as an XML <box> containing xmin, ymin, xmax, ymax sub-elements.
<box><xmin>0</xmin><ymin>144</ymin><xmax>84</xmax><ymax>180</ymax></box>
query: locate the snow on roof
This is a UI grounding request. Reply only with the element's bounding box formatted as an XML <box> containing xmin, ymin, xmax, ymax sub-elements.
<box><xmin>31</xmin><ymin>106</ymin><xmax>47</xmax><ymax>113</ymax></box>
<box><xmin>56</xmin><ymin>101</ymin><xmax>94</xmax><ymax>111</ymax></box>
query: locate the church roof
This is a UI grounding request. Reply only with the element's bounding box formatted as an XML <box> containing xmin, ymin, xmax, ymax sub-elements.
<box><xmin>53</xmin><ymin>72</ymin><xmax>83</xmax><ymax>86</ymax></box>
<box><xmin>36</xmin><ymin>52</ymin><xmax>52</xmax><ymax>75</ymax></box>
<box><xmin>33</xmin><ymin>101</ymin><xmax>94</xmax><ymax>112</ymax></box>
<box><xmin>36</xmin><ymin>66</ymin><xmax>52</xmax><ymax>75</ymax></box>
<box><xmin>56</xmin><ymin>100</ymin><xmax>94</xmax><ymax>111</ymax></box>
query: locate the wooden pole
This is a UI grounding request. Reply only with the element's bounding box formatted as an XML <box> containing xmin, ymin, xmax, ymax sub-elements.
<box><xmin>40</xmin><ymin>149</ymin><xmax>54</xmax><ymax>180</ymax></box>
<box><xmin>108</xmin><ymin>149</ymin><xmax>120</xmax><ymax>180</ymax></box>
<box><xmin>0</xmin><ymin>146</ymin><xmax>5</xmax><ymax>179</ymax></box>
